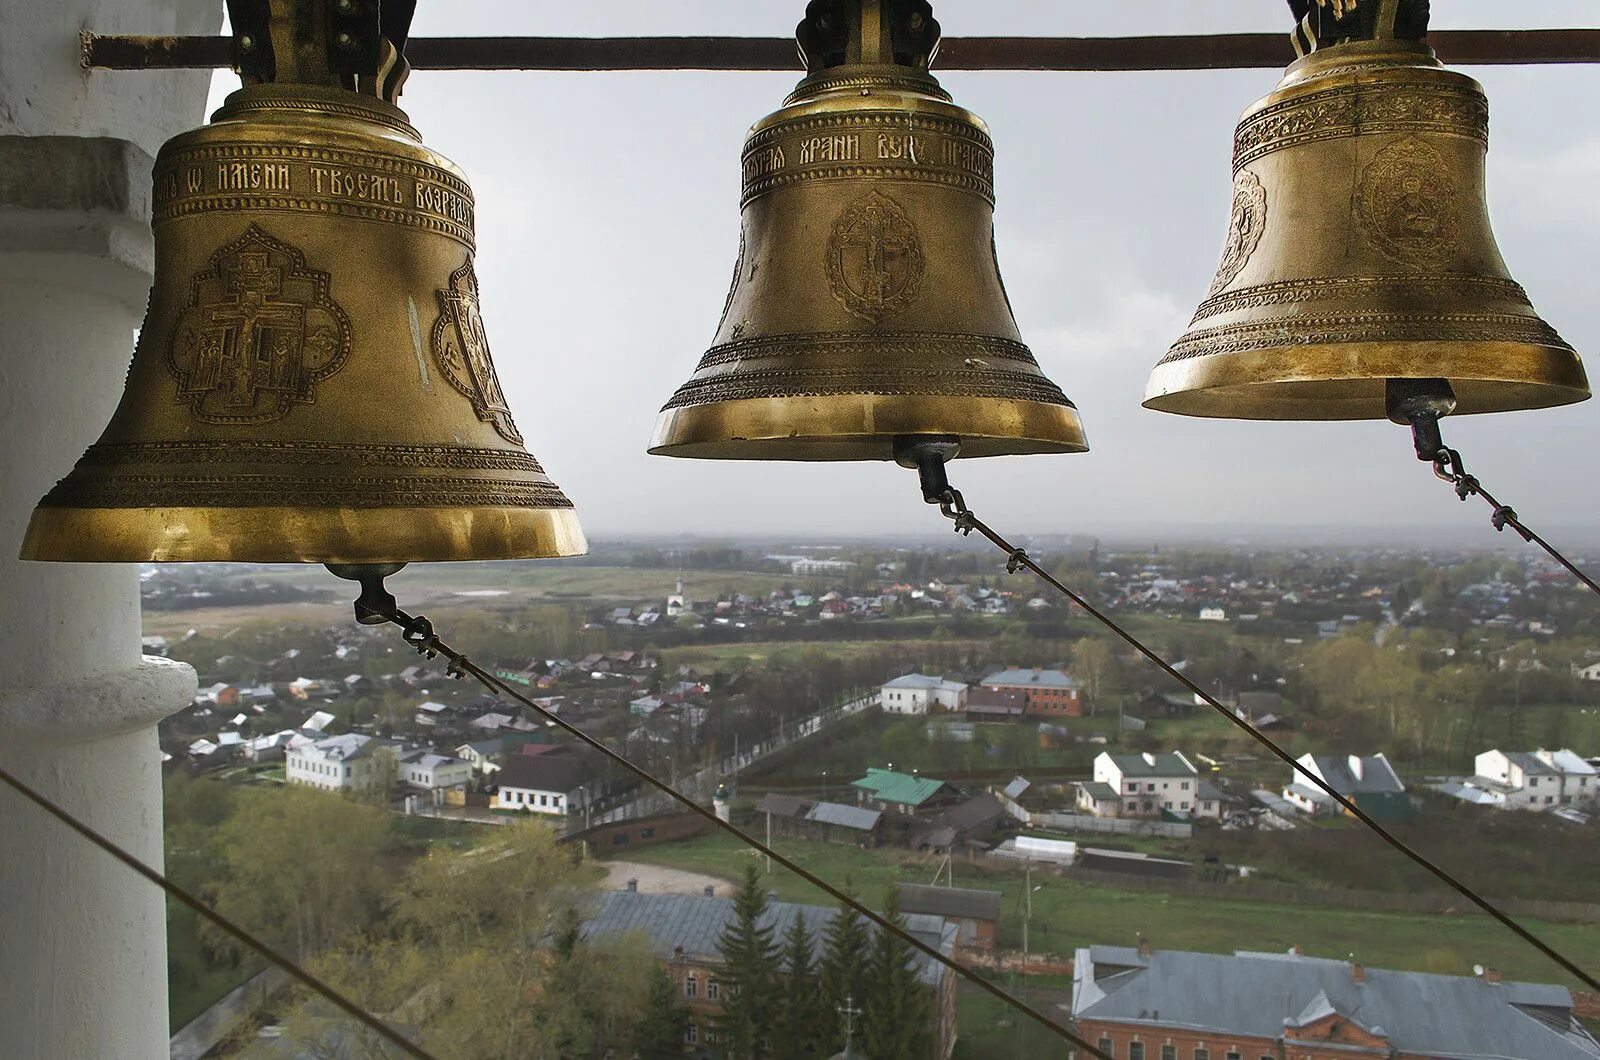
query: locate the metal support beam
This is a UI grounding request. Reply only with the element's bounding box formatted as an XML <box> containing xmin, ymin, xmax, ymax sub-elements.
<box><xmin>81</xmin><ymin>29</ymin><xmax>1600</xmax><ymax>72</ymax></box>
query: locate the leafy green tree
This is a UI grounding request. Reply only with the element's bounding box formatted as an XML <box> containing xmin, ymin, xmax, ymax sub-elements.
<box><xmin>816</xmin><ymin>884</ymin><xmax>870</xmax><ymax>1050</ymax></box>
<box><xmin>207</xmin><ymin>785</ymin><xmax>389</xmax><ymax>964</ymax></box>
<box><xmin>774</xmin><ymin>912</ymin><xmax>823</xmax><ymax>1060</ymax></box>
<box><xmin>715</xmin><ymin>864</ymin><xmax>780</xmax><ymax>1059</ymax></box>
<box><xmin>635</xmin><ymin>966</ymin><xmax>690</xmax><ymax>1059</ymax></box>
<box><xmin>860</xmin><ymin>889</ymin><xmax>934</xmax><ymax>1060</ymax></box>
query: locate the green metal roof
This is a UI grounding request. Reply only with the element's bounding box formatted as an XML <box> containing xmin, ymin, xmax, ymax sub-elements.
<box><xmin>850</xmin><ymin>767</ymin><xmax>948</xmax><ymax>807</ymax></box>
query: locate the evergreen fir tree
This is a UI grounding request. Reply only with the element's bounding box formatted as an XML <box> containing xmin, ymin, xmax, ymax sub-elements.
<box><xmin>635</xmin><ymin>966</ymin><xmax>690</xmax><ymax>1059</ymax></box>
<box><xmin>816</xmin><ymin>882</ymin><xmax>870</xmax><ymax>1050</ymax></box>
<box><xmin>715</xmin><ymin>864</ymin><xmax>780</xmax><ymax>1059</ymax></box>
<box><xmin>773</xmin><ymin>912</ymin><xmax>823</xmax><ymax>1060</ymax></box>
<box><xmin>860</xmin><ymin>888</ymin><xmax>934</xmax><ymax>1060</ymax></box>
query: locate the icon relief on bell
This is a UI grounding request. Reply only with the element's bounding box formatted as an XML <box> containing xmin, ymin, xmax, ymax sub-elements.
<box><xmin>433</xmin><ymin>259</ymin><xmax>523</xmax><ymax>445</ymax></box>
<box><xmin>1209</xmin><ymin>169</ymin><xmax>1267</xmax><ymax>296</ymax></box>
<box><xmin>826</xmin><ymin>190</ymin><xmax>925</xmax><ymax>323</ymax></box>
<box><xmin>1355</xmin><ymin>136</ymin><xmax>1462</xmax><ymax>269</ymax></box>
<box><xmin>167</xmin><ymin>224</ymin><xmax>351</xmax><ymax>425</ymax></box>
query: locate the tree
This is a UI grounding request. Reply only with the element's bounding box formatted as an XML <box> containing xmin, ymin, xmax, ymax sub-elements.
<box><xmin>1070</xmin><ymin>637</ymin><xmax>1117</xmax><ymax>715</ymax></box>
<box><xmin>774</xmin><ymin>912</ymin><xmax>823</xmax><ymax>1060</ymax></box>
<box><xmin>860</xmin><ymin>889</ymin><xmax>934</xmax><ymax>1060</ymax></box>
<box><xmin>817</xmin><ymin>885</ymin><xmax>870</xmax><ymax>1050</ymax></box>
<box><xmin>715</xmin><ymin>864</ymin><xmax>780</xmax><ymax>1059</ymax></box>
<box><xmin>207</xmin><ymin>785</ymin><xmax>390</xmax><ymax>964</ymax></box>
<box><xmin>636</xmin><ymin>966</ymin><xmax>690</xmax><ymax>1059</ymax></box>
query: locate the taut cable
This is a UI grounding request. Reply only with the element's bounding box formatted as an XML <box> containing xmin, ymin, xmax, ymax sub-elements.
<box><xmin>905</xmin><ymin>453</ymin><xmax>1600</xmax><ymax>995</ymax></box>
<box><xmin>345</xmin><ymin>586</ymin><xmax>1108</xmax><ymax>1060</ymax></box>
<box><xmin>0</xmin><ymin>761</ymin><xmax>433</xmax><ymax>1059</ymax></box>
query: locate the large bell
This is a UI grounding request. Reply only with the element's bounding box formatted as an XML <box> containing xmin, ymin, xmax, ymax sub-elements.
<box><xmin>23</xmin><ymin>1</ymin><xmax>584</xmax><ymax>563</ymax></box>
<box><xmin>1145</xmin><ymin>7</ymin><xmax>1588</xmax><ymax>421</ymax></box>
<box><xmin>650</xmin><ymin>0</ymin><xmax>1086</xmax><ymax>460</ymax></box>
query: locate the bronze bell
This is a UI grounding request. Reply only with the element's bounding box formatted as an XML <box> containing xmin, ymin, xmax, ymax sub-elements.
<box><xmin>22</xmin><ymin>0</ymin><xmax>585</xmax><ymax>563</ymax></box>
<box><xmin>1145</xmin><ymin>1</ymin><xmax>1589</xmax><ymax>421</ymax></box>
<box><xmin>650</xmin><ymin>0</ymin><xmax>1086</xmax><ymax>460</ymax></box>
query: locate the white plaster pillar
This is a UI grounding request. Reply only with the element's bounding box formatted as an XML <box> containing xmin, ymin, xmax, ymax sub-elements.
<box><xmin>0</xmin><ymin>3</ymin><xmax>220</xmax><ymax>1057</ymax></box>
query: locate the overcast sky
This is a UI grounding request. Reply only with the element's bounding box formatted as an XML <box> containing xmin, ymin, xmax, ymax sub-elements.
<box><xmin>209</xmin><ymin>2</ymin><xmax>1600</xmax><ymax>542</ymax></box>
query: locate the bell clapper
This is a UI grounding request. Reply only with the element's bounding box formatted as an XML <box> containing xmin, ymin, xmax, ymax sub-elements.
<box><xmin>1384</xmin><ymin>376</ymin><xmax>1457</xmax><ymax>463</ymax></box>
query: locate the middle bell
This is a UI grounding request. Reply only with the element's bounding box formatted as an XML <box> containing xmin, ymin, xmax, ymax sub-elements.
<box><xmin>649</xmin><ymin>0</ymin><xmax>1086</xmax><ymax>461</ymax></box>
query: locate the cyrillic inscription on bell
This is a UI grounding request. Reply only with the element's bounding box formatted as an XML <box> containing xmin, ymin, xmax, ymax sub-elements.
<box><xmin>22</xmin><ymin>77</ymin><xmax>584</xmax><ymax>564</ymax></box>
<box><xmin>650</xmin><ymin>0</ymin><xmax>1087</xmax><ymax>461</ymax></box>
<box><xmin>1145</xmin><ymin>5</ymin><xmax>1588</xmax><ymax>421</ymax></box>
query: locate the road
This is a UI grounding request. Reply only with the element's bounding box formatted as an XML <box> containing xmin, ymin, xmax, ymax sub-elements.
<box><xmin>583</xmin><ymin>693</ymin><xmax>877</xmax><ymax>827</ymax></box>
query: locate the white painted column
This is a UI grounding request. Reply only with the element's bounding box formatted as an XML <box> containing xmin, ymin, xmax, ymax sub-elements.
<box><xmin>0</xmin><ymin>3</ymin><xmax>219</xmax><ymax>1057</ymax></box>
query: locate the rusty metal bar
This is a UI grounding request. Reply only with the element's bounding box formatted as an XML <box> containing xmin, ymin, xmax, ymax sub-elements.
<box><xmin>81</xmin><ymin>29</ymin><xmax>1600</xmax><ymax>72</ymax></box>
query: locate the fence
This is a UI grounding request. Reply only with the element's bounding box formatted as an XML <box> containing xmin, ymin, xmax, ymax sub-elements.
<box><xmin>995</xmin><ymin>792</ymin><xmax>1194</xmax><ymax>839</ymax></box>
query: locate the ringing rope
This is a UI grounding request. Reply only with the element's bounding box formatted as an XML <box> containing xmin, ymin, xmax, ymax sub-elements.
<box><xmin>925</xmin><ymin>473</ymin><xmax>1600</xmax><ymax>997</ymax></box>
<box><xmin>0</xmin><ymin>628</ymin><xmax>1112</xmax><ymax>1058</ymax></box>
<box><xmin>6</xmin><ymin>473</ymin><xmax>1596</xmax><ymax>1059</ymax></box>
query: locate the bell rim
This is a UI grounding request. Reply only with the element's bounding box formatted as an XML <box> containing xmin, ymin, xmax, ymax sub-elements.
<box><xmin>19</xmin><ymin>505</ymin><xmax>587</xmax><ymax>564</ymax></box>
<box><xmin>1142</xmin><ymin>339</ymin><xmax>1591</xmax><ymax>421</ymax></box>
<box><xmin>648</xmin><ymin>393</ymin><xmax>1088</xmax><ymax>461</ymax></box>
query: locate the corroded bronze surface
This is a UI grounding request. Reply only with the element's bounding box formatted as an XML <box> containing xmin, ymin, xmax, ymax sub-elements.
<box><xmin>650</xmin><ymin>0</ymin><xmax>1085</xmax><ymax>460</ymax></box>
<box><xmin>23</xmin><ymin>84</ymin><xmax>584</xmax><ymax>562</ymax></box>
<box><xmin>1146</xmin><ymin>39</ymin><xmax>1588</xmax><ymax>420</ymax></box>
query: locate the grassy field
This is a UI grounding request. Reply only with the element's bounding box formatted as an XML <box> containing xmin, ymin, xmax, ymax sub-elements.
<box><xmin>609</xmin><ymin>832</ymin><xmax>1600</xmax><ymax>991</ymax></box>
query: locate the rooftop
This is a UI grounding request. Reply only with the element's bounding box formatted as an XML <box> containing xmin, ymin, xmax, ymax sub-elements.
<box><xmin>1073</xmin><ymin>946</ymin><xmax>1599</xmax><ymax>1059</ymax></box>
<box><xmin>896</xmin><ymin>883</ymin><xmax>1002</xmax><ymax>923</ymax></box>
<box><xmin>850</xmin><ymin>767</ymin><xmax>951</xmax><ymax>808</ymax></box>
<box><xmin>581</xmin><ymin>890</ymin><xmax>955</xmax><ymax>988</ymax></box>
<box><xmin>982</xmin><ymin>668</ymin><xmax>1081</xmax><ymax>690</ymax></box>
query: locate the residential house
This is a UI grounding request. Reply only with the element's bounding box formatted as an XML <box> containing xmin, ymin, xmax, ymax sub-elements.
<box><xmin>1283</xmin><ymin>752</ymin><xmax>1412</xmax><ymax>821</ymax></box>
<box><xmin>397</xmin><ymin>748</ymin><xmax>472</xmax><ymax>795</ymax></box>
<box><xmin>880</xmin><ymin>673</ymin><xmax>968</xmax><ymax>715</ymax></box>
<box><xmin>1073</xmin><ymin>944</ymin><xmax>1600</xmax><ymax>1060</ymax></box>
<box><xmin>194</xmin><ymin>682</ymin><xmax>239</xmax><ymax>708</ymax></box>
<box><xmin>1468</xmin><ymin>748</ymin><xmax>1598</xmax><ymax>810</ymax></box>
<box><xmin>896</xmin><ymin>883</ymin><xmax>1001</xmax><ymax>951</ymax></box>
<box><xmin>493</xmin><ymin>752</ymin><xmax>596</xmax><ymax>816</ymax></box>
<box><xmin>580</xmin><ymin>889</ymin><xmax>958</xmax><ymax>1059</ymax></box>
<box><xmin>980</xmin><ymin>668</ymin><xmax>1084</xmax><ymax>717</ymax></box>
<box><xmin>1077</xmin><ymin>751</ymin><xmax>1217</xmax><ymax>819</ymax></box>
<box><xmin>965</xmin><ymin>684</ymin><xmax>1026</xmax><ymax>721</ymax></box>
<box><xmin>850</xmin><ymin>767</ymin><xmax>962</xmax><ymax>814</ymax></box>
<box><xmin>414</xmin><ymin>700</ymin><xmax>452</xmax><ymax>727</ymax></box>
<box><xmin>1138</xmin><ymin>690</ymin><xmax>1199</xmax><ymax>718</ymax></box>
<box><xmin>910</xmin><ymin>792</ymin><xmax>1008</xmax><ymax>852</ymax></box>
<box><xmin>1198</xmin><ymin>606</ymin><xmax>1227</xmax><ymax>621</ymax></box>
<box><xmin>755</xmin><ymin>793</ymin><xmax>883</xmax><ymax>848</ymax></box>
<box><xmin>286</xmin><ymin>733</ymin><xmax>396</xmax><ymax>793</ymax></box>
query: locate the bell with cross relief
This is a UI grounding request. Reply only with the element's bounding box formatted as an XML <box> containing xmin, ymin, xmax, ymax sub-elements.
<box><xmin>649</xmin><ymin>0</ymin><xmax>1086</xmax><ymax>461</ymax></box>
<box><xmin>23</xmin><ymin>0</ymin><xmax>585</xmax><ymax>563</ymax></box>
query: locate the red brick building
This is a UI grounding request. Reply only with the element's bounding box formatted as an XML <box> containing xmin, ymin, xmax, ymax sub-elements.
<box><xmin>1072</xmin><ymin>943</ymin><xmax>1600</xmax><ymax>1060</ymax></box>
<box><xmin>981</xmin><ymin>668</ymin><xmax>1084</xmax><ymax>717</ymax></box>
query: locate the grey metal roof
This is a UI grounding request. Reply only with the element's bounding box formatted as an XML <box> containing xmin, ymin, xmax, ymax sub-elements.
<box><xmin>1072</xmin><ymin>946</ymin><xmax>1600</xmax><ymax>1059</ymax></box>
<box><xmin>1002</xmin><ymin>776</ymin><xmax>1031</xmax><ymax>800</ymax></box>
<box><xmin>1301</xmin><ymin>752</ymin><xmax>1405</xmax><ymax>794</ymax></box>
<box><xmin>581</xmin><ymin>891</ymin><xmax>955</xmax><ymax>988</ymax></box>
<box><xmin>756</xmin><ymin>793</ymin><xmax>813</xmax><ymax>820</ymax></box>
<box><xmin>897</xmin><ymin>883</ymin><xmax>1002</xmax><ymax>922</ymax></box>
<box><xmin>1504</xmin><ymin>750</ymin><xmax>1561</xmax><ymax>775</ymax></box>
<box><xmin>1079</xmin><ymin>781</ymin><xmax>1120</xmax><ymax>801</ymax></box>
<box><xmin>982</xmin><ymin>668</ymin><xmax>1081</xmax><ymax>690</ymax></box>
<box><xmin>805</xmin><ymin>801</ymin><xmax>881</xmax><ymax>832</ymax></box>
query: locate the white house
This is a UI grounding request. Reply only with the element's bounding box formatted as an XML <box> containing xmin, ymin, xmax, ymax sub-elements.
<box><xmin>1282</xmin><ymin>753</ymin><xmax>1408</xmax><ymax>819</ymax></box>
<box><xmin>1575</xmin><ymin>662</ymin><xmax>1600</xmax><ymax>682</ymax></box>
<box><xmin>286</xmin><ymin>733</ymin><xmax>396</xmax><ymax>793</ymax></box>
<box><xmin>1076</xmin><ymin>751</ymin><xmax>1219</xmax><ymax>819</ymax></box>
<box><xmin>1468</xmin><ymin>748</ymin><xmax>1598</xmax><ymax>810</ymax></box>
<box><xmin>397</xmin><ymin>748</ymin><xmax>472</xmax><ymax>801</ymax></box>
<box><xmin>881</xmin><ymin>673</ymin><xmax>969</xmax><ymax>715</ymax></box>
<box><xmin>493</xmin><ymin>752</ymin><xmax>596</xmax><ymax>816</ymax></box>
<box><xmin>1198</xmin><ymin>607</ymin><xmax>1227</xmax><ymax>622</ymax></box>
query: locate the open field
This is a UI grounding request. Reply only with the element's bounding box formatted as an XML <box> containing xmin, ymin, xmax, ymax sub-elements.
<box><xmin>608</xmin><ymin>832</ymin><xmax>1600</xmax><ymax>991</ymax></box>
